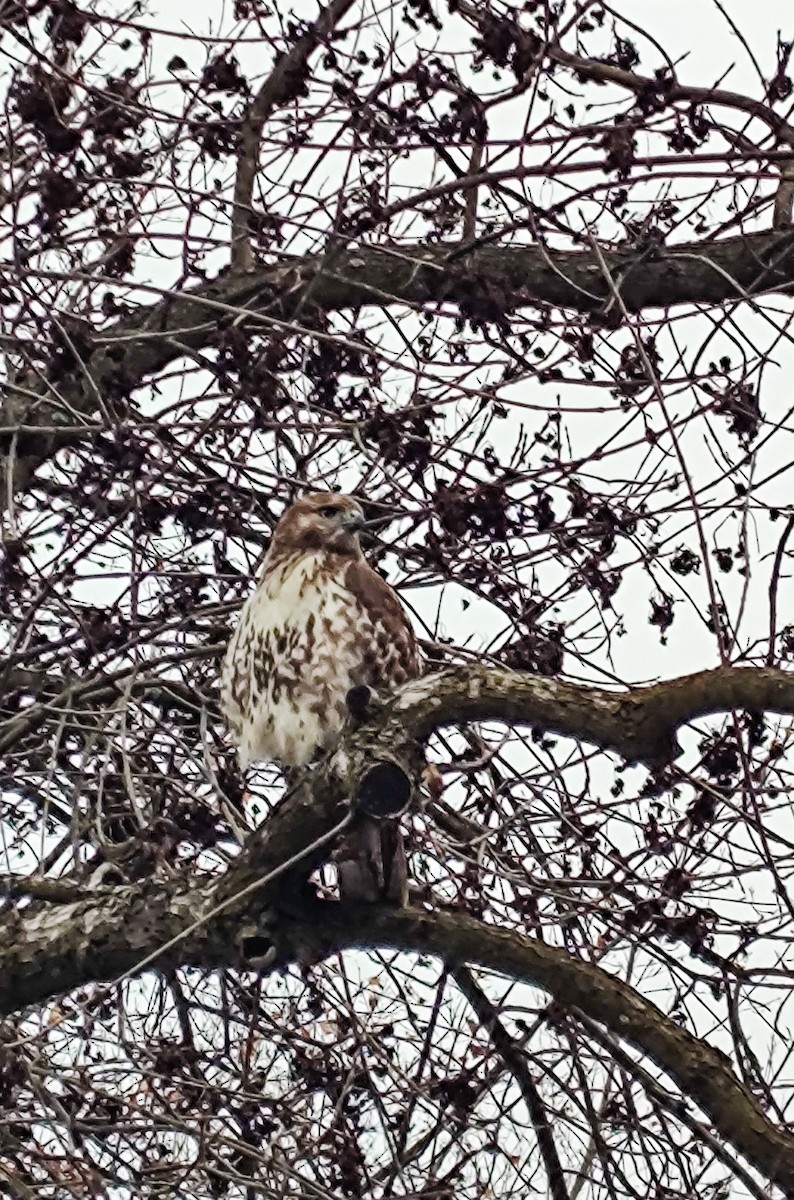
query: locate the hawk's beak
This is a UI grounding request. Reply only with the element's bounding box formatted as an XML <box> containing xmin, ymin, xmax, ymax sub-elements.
<box><xmin>342</xmin><ymin>512</ymin><xmax>365</xmax><ymax>533</ymax></box>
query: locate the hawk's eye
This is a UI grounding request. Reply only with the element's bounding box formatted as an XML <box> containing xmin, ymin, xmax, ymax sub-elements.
<box><xmin>319</xmin><ymin>505</ymin><xmax>342</xmax><ymax>518</ymax></box>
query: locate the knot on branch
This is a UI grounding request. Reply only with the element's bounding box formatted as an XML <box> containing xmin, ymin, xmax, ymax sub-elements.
<box><xmin>354</xmin><ymin>756</ymin><xmax>413</xmax><ymax>819</ymax></box>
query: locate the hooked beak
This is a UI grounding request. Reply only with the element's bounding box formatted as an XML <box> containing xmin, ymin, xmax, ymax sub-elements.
<box><xmin>341</xmin><ymin>511</ymin><xmax>365</xmax><ymax>533</ymax></box>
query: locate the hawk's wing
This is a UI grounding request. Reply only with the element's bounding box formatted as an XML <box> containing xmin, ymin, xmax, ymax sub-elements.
<box><xmin>338</xmin><ymin>557</ymin><xmax>420</xmax><ymax>905</ymax></box>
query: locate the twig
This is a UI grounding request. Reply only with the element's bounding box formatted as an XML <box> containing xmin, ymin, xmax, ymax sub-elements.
<box><xmin>774</xmin><ymin>162</ymin><xmax>794</xmax><ymax>228</ymax></box>
<box><xmin>767</xmin><ymin>513</ymin><xmax>794</xmax><ymax>664</ymax></box>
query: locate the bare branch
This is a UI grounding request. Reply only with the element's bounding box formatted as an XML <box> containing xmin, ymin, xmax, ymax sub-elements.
<box><xmin>3</xmin><ymin>658</ymin><xmax>794</xmax><ymax>1187</ymax></box>
<box><xmin>774</xmin><ymin>163</ymin><xmax>794</xmax><ymax>228</ymax></box>
<box><xmin>4</xmin><ymin>661</ymin><xmax>794</xmax><ymax>995</ymax></box>
<box><xmin>8</xmin><ymin>658</ymin><xmax>794</xmax><ymax>779</ymax></box>
<box><xmin>230</xmin><ymin>0</ymin><xmax>358</xmax><ymax>270</ymax></box>
<box><xmin>389</xmin><ymin>663</ymin><xmax>794</xmax><ymax>766</ymax></box>
<box><xmin>458</xmin><ymin>2</ymin><xmax>794</xmax><ymax>151</ymax></box>
<box><xmin>453</xmin><ymin>964</ymin><xmax>571</xmax><ymax>1200</ymax></box>
<box><xmin>8</xmin><ymin>874</ymin><xmax>791</xmax><ymax>1194</ymax></box>
<box><xmin>459</xmin><ymin>0</ymin><xmax>794</xmax><ymax>232</ymax></box>
<box><xmin>3</xmin><ymin>231</ymin><xmax>794</xmax><ymax>512</ymax></box>
<box><xmin>545</xmin><ymin>43</ymin><xmax>794</xmax><ymax>150</ymax></box>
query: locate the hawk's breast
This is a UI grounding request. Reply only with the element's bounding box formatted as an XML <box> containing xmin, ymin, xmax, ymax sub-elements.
<box><xmin>220</xmin><ymin>552</ymin><xmax>402</xmax><ymax>769</ymax></box>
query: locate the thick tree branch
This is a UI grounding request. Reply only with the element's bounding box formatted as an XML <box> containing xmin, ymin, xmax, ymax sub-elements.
<box><xmin>4</xmin><ymin>230</ymin><xmax>794</xmax><ymax>512</ymax></box>
<box><xmin>387</xmin><ymin>663</ymin><xmax>794</xmax><ymax>765</ymax></box>
<box><xmin>0</xmin><ymin>745</ymin><xmax>360</xmax><ymax>1012</ymax></box>
<box><xmin>4</xmin><ymin>662</ymin><xmax>794</xmax><ymax>1185</ymax></box>
<box><xmin>3</xmin><ymin>662</ymin><xmax>794</xmax><ymax>992</ymax></box>
<box><xmin>5</xmin><ymin>881</ymin><xmax>791</xmax><ymax>1194</ymax></box>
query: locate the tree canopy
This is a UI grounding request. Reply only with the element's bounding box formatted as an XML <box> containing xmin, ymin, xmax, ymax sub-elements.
<box><xmin>1</xmin><ymin>0</ymin><xmax>794</xmax><ymax>1197</ymax></box>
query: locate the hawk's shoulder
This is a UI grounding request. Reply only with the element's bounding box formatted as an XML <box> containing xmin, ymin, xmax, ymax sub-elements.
<box><xmin>342</xmin><ymin>557</ymin><xmax>408</xmax><ymax>623</ymax></box>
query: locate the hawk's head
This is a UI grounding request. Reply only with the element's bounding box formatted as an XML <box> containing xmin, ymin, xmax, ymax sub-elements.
<box><xmin>270</xmin><ymin>492</ymin><xmax>366</xmax><ymax>557</ymax></box>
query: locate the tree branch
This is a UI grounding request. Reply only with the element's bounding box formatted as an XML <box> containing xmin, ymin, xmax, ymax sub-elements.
<box><xmin>5</xmin><ymin>661</ymin><xmax>794</xmax><ymax>811</ymax></box>
<box><xmin>4</xmin><ymin>661</ymin><xmax>794</xmax><ymax>1002</ymax></box>
<box><xmin>230</xmin><ymin>0</ymin><xmax>358</xmax><ymax>271</ymax></box>
<box><xmin>545</xmin><ymin>42</ymin><xmax>794</xmax><ymax>149</ymax></box>
<box><xmin>0</xmin><ymin>750</ymin><xmax>355</xmax><ymax>1013</ymax></box>
<box><xmin>32</xmin><ymin>890</ymin><xmax>772</xmax><ymax>1192</ymax></box>
<box><xmin>5</xmin><ymin>883</ymin><xmax>792</xmax><ymax>1191</ymax></box>
<box><xmin>4</xmin><ymin>230</ymin><xmax>794</xmax><ymax>512</ymax></box>
<box><xmin>453</xmin><ymin>964</ymin><xmax>570</xmax><ymax>1200</ymax></box>
<box><xmin>571</xmin><ymin>1008</ymin><xmax>774</xmax><ymax>1200</ymax></box>
<box><xmin>459</xmin><ymin>0</ymin><xmax>794</xmax><ymax>230</ymax></box>
<box><xmin>387</xmin><ymin>663</ymin><xmax>794</xmax><ymax>765</ymax></box>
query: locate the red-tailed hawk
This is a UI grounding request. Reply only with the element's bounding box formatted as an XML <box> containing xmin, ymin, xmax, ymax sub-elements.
<box><xmin>220</xmin><ymin>492</ymin><xmax>420</xmax><ymax>903</ymax></box>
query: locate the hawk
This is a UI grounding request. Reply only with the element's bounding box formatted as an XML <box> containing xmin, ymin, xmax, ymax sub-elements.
<box><xmin>220</xmin><ymin>492</ymin><xmax>421</xmax><ymax>903</ymax></box>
